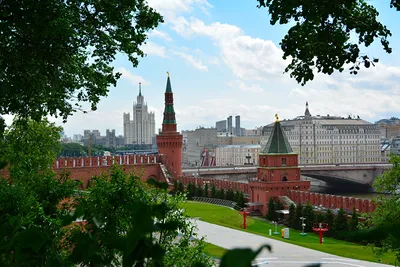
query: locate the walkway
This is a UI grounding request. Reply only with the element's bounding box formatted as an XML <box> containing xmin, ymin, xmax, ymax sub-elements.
<box><xmin>193</xmin><ymin>220</ymin><xmax>394</xmax><ymax>267</ymax></box>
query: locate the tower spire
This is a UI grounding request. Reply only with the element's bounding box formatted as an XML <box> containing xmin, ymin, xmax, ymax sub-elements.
<box><xmin>305</xmin><ymin>101</ymin><xmax>311</xmax><ymax>117</ymax></box>
<box><xmin>139</xmin><ymin>82</ymin><xmax>142</xmax><ymax>96</ymax></box>
<box><xmin>161</xmin><ymin>72</ymin><xmax>177</xmax><ymax>132</ymax></box>
<box><xmin>157</xmin><ymin>72</ymin><xmax>183</xmax><ymax>177</ymax></box>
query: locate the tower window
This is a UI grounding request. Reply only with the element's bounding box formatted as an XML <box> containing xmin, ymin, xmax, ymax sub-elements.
<box><xmin>281</xmin><ymin>158</ymin><xmax>287</xmax><ymax>166</ymax></box>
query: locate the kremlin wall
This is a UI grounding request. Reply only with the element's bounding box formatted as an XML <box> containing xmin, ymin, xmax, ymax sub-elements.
<box><xmin>0</xmin><ymin>75</ymin><xmax>378</xmax><ymax>215</ymax></box>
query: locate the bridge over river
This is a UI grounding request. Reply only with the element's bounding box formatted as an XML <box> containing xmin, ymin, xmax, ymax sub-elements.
<box><xmin>182</xmin><ymin>163</ymin><xmax>392</xmax><ymax>188</ymax></box>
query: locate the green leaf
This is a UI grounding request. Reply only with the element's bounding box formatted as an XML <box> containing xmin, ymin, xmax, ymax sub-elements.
<box><xmin>153</xmin><ymin>202</ymin><xmax>171</xmax><ymax>219</ymax></box>
<box><xmin>220</xmin><ymin>245</ymin><xmax>272</xmax><ymax>267</ymax></box>
<box><xmin>17</xmin><ymin>227</ymin><xmax>48</xmax><ymax>252</ymax></box>
<box><xmin>8</xmin><ymin>216</ymin><xmax>20</xmax><ymax>227</ymax></box>
<box><xmin>373</xmin><ymin>58</ymin><xmax>379</xmax><ymax>63</ymax></box>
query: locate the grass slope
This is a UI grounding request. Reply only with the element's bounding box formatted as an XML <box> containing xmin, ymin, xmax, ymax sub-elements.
<box><xmin>203</xmin><ymin>242</ymin><xmax>227</xmax><ymax>259</ymax></box>
<box><xmin>184</xmin><ymin>201</ymin><xmax>396</xmax><ymax>265</ymax></box>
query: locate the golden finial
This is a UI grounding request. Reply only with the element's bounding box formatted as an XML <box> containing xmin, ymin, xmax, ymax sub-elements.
<box><xmin>275</xmin><ymin>114</ymin><xmax>279</xmax><ymax>122</ymax></box>
<box><xmin>167</xmin><ymin>71</ymin><xmax>170</xmax><ymax>77</ymax></box>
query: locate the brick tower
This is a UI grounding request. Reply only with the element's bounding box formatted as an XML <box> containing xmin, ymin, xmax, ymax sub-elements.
<box><xmin>249</xmin><ymin>114</ymin><xmax>310</xmax><ymax>215</ymax></box>
<box><xmin>156</xmin><ymin>73</ymin><xmax>183</xmax><ymax>177</ymax></box>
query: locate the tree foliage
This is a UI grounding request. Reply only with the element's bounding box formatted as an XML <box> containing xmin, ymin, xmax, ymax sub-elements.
<box><xmin>0</xmin><ymin>116</ymin><xmax>6</xmax><ymax>170</ymax></box>
<box><xmin>288</xmin><ymin>203</ymin><xmax>296</xmax><ymax>228</ymax></box>
<box><xmin>0</xmin><ymin>0</ymin><xmax>163</xmax><ymax>121</ymax></box>
<box><xmin>324</xmin><ymin>209</ymin><xmax>334</xmax><ymax>237</ymax></box>
<box><xmin>211</xmin><ymin>185</ymin><xmax>217</xmax><ymax>198</ymax></box>
<box><xmin>348</xmin><ymin>208</ymin><xmax>359</xmax><ymax>232</ymax></box>
<box><xmin>0</xmin><ymin>118</ymin><xmax>78</xmax><ymax>266</ymax></box>
<box><xmin>236</xmin><ymin>192</ymin><xmax>246</xmax><ymax>208</ymax></box>
<box><xmin>3</xmin><ymin>118</ymin><xmax>62</xmax><ymax>180</ymax></box>
<box><xmin>256</xmin><ymin>0</ymin><xmax>394</xmax><ymax>85</ymax></box>
<box><xmin>302</xmin><ymin>202</ymin><xmax>315</xmax><ymax>232</ymax></box>
<box><xmin>266</xmin><ymin>198</ymin><xmax>276</xmax><ymax>221</ymax></box>
<box><xmin>59</xmin><ymin>143</ymin><xmax>87</xmax><ymax>157</ymax></box>
<box><xmin>294</xmin><ymin>203</ymin><xmax>303</xmax><ymax>230</ymax></box>
<box><xmin>365</xmin><ymin>154</ymin><xmax>400</xmax><ymax>263</ymax></box>
<box><xmin>334</xmin><ymin>207</ymin><xmax>348</xmax><ymax>235</ymax></box>
<box><xmin>67</xmin><ymin>167</ymin><xmax>213</xmax><ymax>267</ymax></box>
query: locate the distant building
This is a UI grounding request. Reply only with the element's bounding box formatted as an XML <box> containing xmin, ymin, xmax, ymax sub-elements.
<box><xmin>123</xmin><ymin>83</ymin><xmax>155</xmax><ymax>146</ymax></box>
<box><xmin>390</xmin><ymin>137</ymin><xmax>400</xmax><ymax>156</ymax></box>
<box><xmin>72</xmin><ymin>134</ymin><xmax>83</xmax><ymax>143</ymax></box>
<box><xmin>217</xmin><ymin>135</ymin><xmax>265</xmax><ymax>145</ymax></box>
<box><xmin>81</xmin><ymin>129</ymin><xmax>123</xmax><ymax>148</ymax></box>
<box><xmin>227</xmin><ymin>116</ymin><xmax>233</xmax><ymax>135</ymax></box>
<box><xmin>235</xmin><ymin>115</ymin><xmax>241</xmax><ymax>136</ymax></box>
<box><xmin>243</xmin><ymin>127</ymin><xmax>263</xmax><ymax>136</ymax></box>
<box><xmin>262</xmin><ymin>102</ymin><xmax>381</xmax><ymax>164</ymax></box>
<box><xmin>185</xmin><ymin>128</ymin><xmax>218</xmax><ymax>166</ymax></box>
<box><xmin>215</xmin><ymin>120</ymin><xmax>227</xmax><ymax>132</ymax></box>
<box><xmin>381</xmin><ymin>138</ymin><xmax>391</xmax><ymax>162</ymax></box>
<box><xmin>215</xmin><ymin>144</ymin><xmax>261</xmax><ymax>166</ymax></box>
<box><xmin>376</xmin><ymin>117</ymin><xmax>400</xmax><ymax>140</ymax></box>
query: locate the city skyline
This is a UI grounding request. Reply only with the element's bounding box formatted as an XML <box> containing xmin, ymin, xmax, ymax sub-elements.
<box><xmin>3</xmin><ymin>0</ymin><xmax>400</xmax><ymax>136</ymax></box>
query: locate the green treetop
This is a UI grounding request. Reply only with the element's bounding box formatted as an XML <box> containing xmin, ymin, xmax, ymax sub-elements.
<box><xmin>0</xmin><ymin>0</ymin><xmax>163</xmax><ymax>121</ymax></box>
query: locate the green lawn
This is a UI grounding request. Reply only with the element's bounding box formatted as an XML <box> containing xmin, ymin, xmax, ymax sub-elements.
<box><xmin>184</xmin><ymin>201</ymin><xmax>396</xmax><ymax>266</ymax></box>
<box><xmin>203</xmin><ymin>242</ymin><xmax>227</xmax><ymax>259</ymax></box>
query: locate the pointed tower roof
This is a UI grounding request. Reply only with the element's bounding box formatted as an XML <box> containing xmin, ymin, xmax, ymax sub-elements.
<box><xmin>166</xmin><ymin>72</ymin><xmax>172</xmax><ymax>93</ymax></box>
<box><xmin>162</xmin><ymin>72</ymin><xmax>176</xmax><ymax>126</ymax></box>
<box><xmin>139</xmin><ymin>82</ymin><xmax>142</xmax><ymax>96</ymax></box>
<box><xmin>261</xmin><ymin>114</ymin><xmax>293</xmax><ymax>154</ymax></box>
<box><xmin>305</xmin><ymin>101</ymin><xmax>311</xmax><ymax>117</ymax></box>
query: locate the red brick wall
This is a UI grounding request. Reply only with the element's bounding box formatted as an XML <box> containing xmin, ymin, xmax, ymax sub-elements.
<box><xmin>0</xmin><ymin>155</ymin><xmax>165</xmax><ymax>188</ymax></box>
<box><xmin>258</xmin><ymin>168</ymin><xmax>301</xmax><ymax>182</ymax></box>
<box><xmin>286</xmin><ymin>190</ymin><xmax>376</xmax><ymax>213</ymax></box>
<box><xmin>259</xmin><ymin>154</ymin><xmax>298</xmax><ymax>168</ymax></box>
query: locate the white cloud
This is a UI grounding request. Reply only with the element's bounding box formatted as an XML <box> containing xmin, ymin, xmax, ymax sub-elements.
<box><xmin>171</xmin><ymin>17</ymin><xmax>242</xmax><ymax>40</ymax></box>
<box><xmin>173</xmin><ymin>51</ymin><xmax>208</xmax><ymax>71</ymax></box>
<box><xmin>149</xmin><ymin>29</ymin><xmax>172</xmax><ymax>42</ymax></box>
<box><xmin>170</xmin><ymin>17</ymin><xmax>287</xmax><ymax>81</ymax></box>
<box><xmin>227</xmin><ymin>80</ymin><xmax>265</xmax><ymax>94</ymax></box>
<box><xmin>117</xmin><ymin>67</ymin><xmax>149</xmax><ymax>85</ymax></box>
<box><xmin>147</xmin><ymin>0</ymin><xmax>212</xmax><ymax>22</ymax></box>
<box><xmin>142</xmin><ymin>41</ymin><xmax>167</xmax><ymax>58</ymax></box>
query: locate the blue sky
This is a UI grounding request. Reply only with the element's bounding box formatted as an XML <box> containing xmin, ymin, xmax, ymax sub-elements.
<box><xmin>8</xmin><ymin>0</ymin><xmax>400</xmax><ymax>136</ymax></box>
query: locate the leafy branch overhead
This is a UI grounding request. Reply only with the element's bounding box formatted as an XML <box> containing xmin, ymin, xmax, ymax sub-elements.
<box><xmin>0</xmin><ymin>0</ymin><xmax>163</xmax><ymax>121</ymax></box>
<box><xmin>256</xmin><ymin>0</ymin><xmax>394</xmax><ymax>85</ymax></box>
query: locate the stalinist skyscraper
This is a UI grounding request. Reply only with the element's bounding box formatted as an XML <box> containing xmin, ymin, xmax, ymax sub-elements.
<box><xmin>123</xmin><ymin>83</ymin><xmax>155</xmax><ymax>146</ymax></box>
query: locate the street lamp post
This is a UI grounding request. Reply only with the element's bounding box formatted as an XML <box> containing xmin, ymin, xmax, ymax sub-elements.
<box><xmin>300</xmin><ymin>217</ymin><xmax>307</xmax><ymax>236</ymax></box>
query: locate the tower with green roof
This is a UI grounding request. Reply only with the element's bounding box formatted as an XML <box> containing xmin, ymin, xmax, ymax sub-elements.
<box><xmin>248</xmin><ymin>114</ymin><xmax>310</xmax><ymax>216</ymax></box>
<box><xmin>156</xmin><ymin>72</ymin><xmax>183</xmax><ymax>177</ymax></box>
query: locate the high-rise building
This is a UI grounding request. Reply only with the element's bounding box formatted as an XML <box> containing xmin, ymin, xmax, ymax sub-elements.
<box><xmin>106</xmin><ymin>129</ymin><xmax>116</xmax><ymax>148</ymax></box>
<box><xmin>235</xmin><ymin>115</ymin><xmax>241</xmax><ymax>136</ymax></box>
<box><xmin>185</xmin><ymin>128</ymin><xmax>218</xmax><ymax>166</ymax></box>
<box><xmin>227</xmin><ymin>116</ymin><xmax>233</xmax><ymax>134</ymax></box>
<box><xmin>215</xmin><ymin>120</ymin><xmax>227</xmax><ymax>132</ymax></box>
<box><xmin>123</xmin><ymin>83</ymin><xmax>156</xmax><ymax>145</ymax></box>
<box><xmin>156</xmin><ymin>73</ymin><xmax>183</xmax><ymax>176</ymax></box>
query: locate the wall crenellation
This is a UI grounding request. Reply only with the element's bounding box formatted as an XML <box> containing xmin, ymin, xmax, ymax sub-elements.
<box><xmin>52</xmin><ymin>155</ymin><xmax>158</xmax><ymax>169</ymax></box>
<box><xmin>286</xmin><ymin>190</ymin><xmax>376</xmax><ymax>213</ymax></box>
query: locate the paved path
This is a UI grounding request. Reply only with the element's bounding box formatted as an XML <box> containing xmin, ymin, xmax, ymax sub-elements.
<box><xmin>193</xmin><ymin>220</ymin><xmax>394</xmax><ymax>267</ymax></box>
